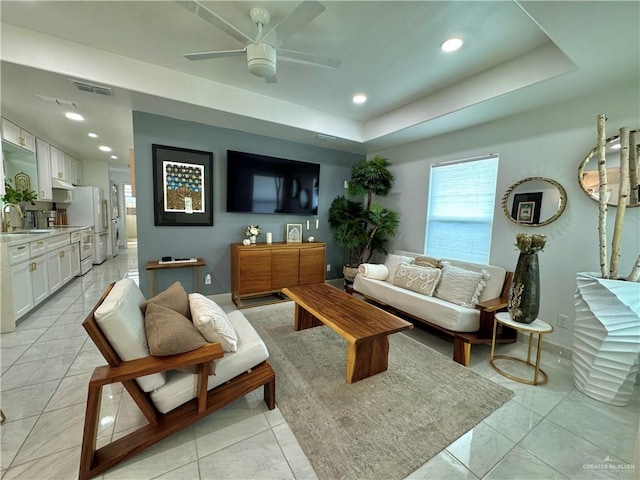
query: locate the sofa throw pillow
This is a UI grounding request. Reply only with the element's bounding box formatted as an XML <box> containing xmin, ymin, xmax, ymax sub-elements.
<box><xmin>140</xmin><ymin>281</ymin><xmax>191</xmax><ymax>320</ymax></box>
<box><xmin>413</xmin><ymin>255</ymin><xmax>444</xmax><ymax>269</ymax></box>
<box><xmin>392</xmin><ymin>263</ymin><xmax>442</xmax><ymax>296</ymax></box>
<box><xmin>357</xmin><ymin>263</ymin><xmax>389</xmax><ymax>280</ymax></box>
<box><xmin>144</xmin><ymin>303</ymin><xmax>207</xmax><ymax>356</ymax></box>
<box><xmin>383</xmin><ymin>254</ymin><xmax>414</xmax><ymax>283</ymax></box>
<box><xmin>434</xmin><ymin>263</ymin><xmax>490</xmax><ymax>307</ymax></box>
<box><xmin>189</xmin><ymin>293</ymin><xmax>238</xmax><ymax>352</ymax></box>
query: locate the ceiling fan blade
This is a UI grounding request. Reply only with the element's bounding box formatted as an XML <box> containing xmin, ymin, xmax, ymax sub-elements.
<box><xmin>182</xmin><ymin>49</ymin><xmax>246</xmax><ymax>61</ymax></box>
<box><xmin>278</xmin><ymin>49</ymin><xmax>341</xmax><ymax>69</ymax></box>
<box><xmin>176</xmin><ymin>0</ymin><xmax>254</xmax><ymax>45</ymax></box>
<box><xmin>266</xmin><ymin>75</ymin><xmax>278</xmax><ymax>84</ymax></box>
<box><xmin>264</xmin><ymin>0</ymin><xmax>325</xmax><ymax>44</ymax></box>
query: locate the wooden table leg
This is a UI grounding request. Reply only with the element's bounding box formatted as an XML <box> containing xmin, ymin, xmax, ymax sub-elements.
<box><xmin>346</xmin><ymin>336</ymin><xmax>389</xmax><ymax>383</ymax></box>
<box><xmin>150</xmin><ymin>271</ymin><xmax>156</xmax><ymax>296</ymax></box>
<box><xmin>293</xmin><ymin>305</ymin><xmax>323</xmax><ymax>331</ymax></box>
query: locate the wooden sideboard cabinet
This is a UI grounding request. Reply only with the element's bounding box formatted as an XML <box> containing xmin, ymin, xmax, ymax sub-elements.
<box><xmin>231</xmin><ymin>242</ymin><xmax>326</xmax><ymax>308</ymax></box>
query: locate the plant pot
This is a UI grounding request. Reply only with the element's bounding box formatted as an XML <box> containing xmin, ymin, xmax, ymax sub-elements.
<box><xmin>343</xmin><ymin>265</ymin><xmax>359</xmax><ymax>285</ymax></box>
<box><xmin>508</xmin><ymin>252</ymin><xmax>540</xmax><ymax>324</ymax></box>
<box><xmin>572</xmin><ymin>272</ymin><xmax>640</xmax><ymax>406</ymax></box>
<box><xmin>250</xmin><ymin>235</ymin><xmax>256</xmax><ymax>244</ymax></box>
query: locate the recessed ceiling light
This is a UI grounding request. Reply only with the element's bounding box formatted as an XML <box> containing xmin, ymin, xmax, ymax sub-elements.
<box><xmin>88</xmin><ymin>132</ymin><xmax>98</xmax><ymax>138</ymax></box>
<box><xmin>440</xmin><ymin>37</ymin><xmax>464</xmax><ymax>53</ymax></box>
<box><xmin>110</xmin><ymin>155</ymin><xmax>118</xmax><ymax>159</ymax></box>
<box><xmin>352</xmin><ymin>94</ymin><xmax>367</xmax><ymax>104</ymax></box>
<box><xmin>65</xmin><ymin>112</ymin><xmax>85</xmax><ymax>121</ymax></box>
<box><xmin>99</xmin><ymin>145</ymin><xmax>112</xmax><ymax>152</ymax></box>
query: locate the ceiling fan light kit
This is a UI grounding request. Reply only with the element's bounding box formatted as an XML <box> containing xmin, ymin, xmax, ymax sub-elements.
<box><xmin>247</xmin><ymin>43</ymin><xmax>277</xmax><ymax>78</ymax></box>
<box><xmin>179</xmin><ymin>0</ymin><xmax>340</xmax><ymax>83</ymax></box>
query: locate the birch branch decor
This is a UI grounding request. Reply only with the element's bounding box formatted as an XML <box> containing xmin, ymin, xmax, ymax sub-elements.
<box><xmin>597</xmin><ymin>113</ymin><xmax>609</xmax><ymax>279</ymax></box>
<box><xmin>595</xmin><ymin>114</ymin><xmax>640</xmax><ymax>281</ymax></box>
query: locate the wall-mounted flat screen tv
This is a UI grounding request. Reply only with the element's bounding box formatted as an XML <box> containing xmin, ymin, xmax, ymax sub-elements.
<box><xmin>226</xmin><ymin>150</ymin><xmax>319</xmax><ymax>215</ymax></box>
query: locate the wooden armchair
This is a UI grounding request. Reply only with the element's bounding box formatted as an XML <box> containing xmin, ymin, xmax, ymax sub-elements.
<box><xmin>79</xmin><ymin>282</ymin><xmax>276</xmax><ymax>480</ymax></box>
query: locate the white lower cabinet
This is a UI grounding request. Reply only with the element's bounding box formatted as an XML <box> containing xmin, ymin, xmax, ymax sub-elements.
<box><xmin>10</xmin><ymin>261</ymin><xmax>34</xmax><ymax>319</ymax></box>
<box><xmin>6</xmin><ymin>232</ymin><xmax>82</xmax><ymax>324</ymax></box>
<box><xmin>31</xmin><ymin>255</ymin><xmax>49</xmax><ymax>306</ymax></box>
<box><xmin>70</xmin><ymin>242</ymin><xmax>81</xmax><ymax>277</ymax></box>
<box><xmin>60</xmin><ymin>245</ymin><xmax>73</xmax><ymax>285</ymax></box>
<box><xmin>47</xmin><ymin>250</ymin><xmax>63</xmax><ymax>293</ymax></box>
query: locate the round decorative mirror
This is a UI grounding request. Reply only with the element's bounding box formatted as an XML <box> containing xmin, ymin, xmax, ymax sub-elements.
<box><xmin>578</xmin><ymin>129</ymin><xmax>639</xmax><ymax>207</ymax></box>
<box><xmin>502</xmin><ymin>177</ymin><xmax>567</xmax><ymax>227</ymax></box>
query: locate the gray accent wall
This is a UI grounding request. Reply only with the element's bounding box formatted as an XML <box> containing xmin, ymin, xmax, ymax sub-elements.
<box><xmin>133</xmin><ymin>111</ymin><xmax>360</xmax><ymax>297</ymax></box>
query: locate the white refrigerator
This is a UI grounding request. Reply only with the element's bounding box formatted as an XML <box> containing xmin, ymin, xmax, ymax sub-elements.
<box><xmin>66</xmin><ymin>186</ymin><xmax>110</xmax><ymax>264</ymax></box>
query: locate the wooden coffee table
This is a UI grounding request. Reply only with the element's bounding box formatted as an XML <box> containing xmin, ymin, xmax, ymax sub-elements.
<box><xmin>282</xmin><ymin>283</ymin><xmax>413</xmax><ymax>383</ymax></box>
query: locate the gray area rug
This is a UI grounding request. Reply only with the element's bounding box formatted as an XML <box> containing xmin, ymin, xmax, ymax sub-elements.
<box><xmin>243</xmin><ymin>303</ymin><xmax>514</xmax><ymax>480</ymax></box>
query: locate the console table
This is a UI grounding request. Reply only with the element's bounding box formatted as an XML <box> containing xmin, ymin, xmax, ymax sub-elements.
<box><xmin>146</xmin><ymin>258</ymin><xmax>207</xmax><ymax>296</ymax></box>
<box><xmin>231</xmin><ymin>242</ymin><xmax>326</xmax><ymax>308</ymax></box>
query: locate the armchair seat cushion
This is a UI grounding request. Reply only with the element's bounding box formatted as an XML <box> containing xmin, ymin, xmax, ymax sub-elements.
<box><xmin>150</xmin><ymin>310</ymin><xmax>270</xmax><ymax>414</ymax></box>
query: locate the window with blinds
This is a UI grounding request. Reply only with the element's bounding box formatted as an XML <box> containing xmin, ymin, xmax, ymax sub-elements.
<box><xmin>425</xmin><ymin>155</ymin><xmax>499</xmax><ymax>264</ymax></box>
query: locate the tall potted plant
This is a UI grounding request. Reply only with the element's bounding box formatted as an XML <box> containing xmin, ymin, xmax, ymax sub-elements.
<box><xmin>328</xmin><ymin>156</ymin><xmax>400</xmax><ymax>283</ymax></box>
<box><xmin>572</xmin><ymin>114</ymin><xmax>640</xmax><ymax>406</ymax></box>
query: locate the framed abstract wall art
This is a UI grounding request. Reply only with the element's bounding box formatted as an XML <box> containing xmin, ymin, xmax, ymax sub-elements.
<box><xmin>152</xmin><ymin>144</ymin><xmax>214</xmax><ymax>226</ymax></box>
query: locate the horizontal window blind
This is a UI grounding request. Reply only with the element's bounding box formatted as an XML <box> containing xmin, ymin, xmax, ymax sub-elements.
<box><xmin>425</xmin><ymin>155</ymin><xmax>499</xmax><ymax>264</ymax></box>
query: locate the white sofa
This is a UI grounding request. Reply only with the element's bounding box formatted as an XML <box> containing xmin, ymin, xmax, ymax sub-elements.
<box><xmin>352</xmin><ymin>250</ymin><xmax>516</xmax><ymax>365</ymax></box>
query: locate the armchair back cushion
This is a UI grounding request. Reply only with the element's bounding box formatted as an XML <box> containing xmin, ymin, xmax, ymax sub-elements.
<box><xmin>94</xmin><ymin>278</ymin><xmax>166</xmax><ymax>392</ymax></box>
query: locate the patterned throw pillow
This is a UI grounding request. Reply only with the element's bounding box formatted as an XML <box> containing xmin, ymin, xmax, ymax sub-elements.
<box><xmin>383</xmin><ymin>254</ymin><xmax>414</xmax><ymax>283</ymax></box>
<box><xmin>189</xmin><ymin>293</ymin><xmax>238</xmax><ymax>352</ymax></box>
<box><xmin>413</xmin><ymin>255</ymin><xmax>444</xmax><ymax>269</ymax></box>
<box><xmin>434</xmin><ymin>263</ymin><xmax>490</xmax><ymax>307</ymax></box>
<box><xmin>392</xmin><ymin>263</ymin><xmax>442</xmax><ymax>296</ymax></box>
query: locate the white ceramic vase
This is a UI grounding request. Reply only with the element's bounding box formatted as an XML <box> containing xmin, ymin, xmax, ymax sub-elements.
<box><xmin>572</xmin><ymin>272</ymin><xmax>640</xmax><ymax>406</ymax></box>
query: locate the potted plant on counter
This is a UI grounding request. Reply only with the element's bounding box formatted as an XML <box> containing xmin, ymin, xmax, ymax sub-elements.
<box><xmin>328</xmin><ymin>156</ymin><xmax>400</xmax><ymax>284</ymax></box>
<box><xmin>572</xmin><ymin>114</ymin><xmax>640</xmax><ymax>406</ymax></box>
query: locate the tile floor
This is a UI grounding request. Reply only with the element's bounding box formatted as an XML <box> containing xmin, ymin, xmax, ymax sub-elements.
<box><xmin>1</xmin><ymin>248</ymin><xmax>638</xmax><ymax>480</ymax></box>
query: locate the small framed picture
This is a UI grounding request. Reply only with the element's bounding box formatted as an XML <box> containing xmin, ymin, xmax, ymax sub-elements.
<box><xmin>286</xmin><ymin>224</ymin><xmax>303</xmax><ymax>243</ymax></box>
<box><xmin>516</xmin><ymin>201</ymin><xmax>536</xmax><ymax>223</ymax></box>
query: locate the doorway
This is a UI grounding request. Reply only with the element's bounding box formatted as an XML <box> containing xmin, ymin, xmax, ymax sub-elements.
<box><xmin>124</xmin><ymin>183</ymin><xmax>137</xmax><ymax>248</ymax></box>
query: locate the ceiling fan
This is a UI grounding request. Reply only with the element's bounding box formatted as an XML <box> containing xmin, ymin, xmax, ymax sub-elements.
<box><xmin>177</xmin><ymin>0</ymin><xmax>341</xmax><ymax>83</ymax></box>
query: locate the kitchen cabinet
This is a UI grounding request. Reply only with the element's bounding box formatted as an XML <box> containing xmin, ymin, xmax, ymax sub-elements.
<box><xmin>70</xmin><ymin>241</ymin><xmax>81</xmax><ymax>277</ymax></box>
<box><xmin>46</xmin><ymin>234</ymin><xmax>71</xmax><ymax>293</ymax></box>
<box><xmin>36</xmin><ymin>138</ymin><xmax>52</xmax><ymax>200</ymax></box>
<box><xmin>65</xmin><ymin>153</ymin><xmax>76</xmax><ymax>184</ymax></box>
<box><xmin>74</xmin><ymin>158</ymin><xmax>83</xmax><ymax>185</ymax></box>
<box><xmin>31</xmin><ymin>255</ymin><xmax>49</xmax><ymax>306</ymax></box>
<box><xmin>50</xmin><ymin>145</ymin><xmax>66</xmax><ymax>181</ymax></box>
<box><xmin>10</xmin><ymin>261</ymin><xmax>34</xmax><ymax>319</ymax></box>
<box><xmin>1</xmin><ymin>118</ymin><xmax>36</xmax><ymax>152</ymax></box>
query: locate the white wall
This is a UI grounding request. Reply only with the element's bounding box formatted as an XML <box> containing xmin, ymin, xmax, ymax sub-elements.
<box><xmin>373</xmin><ymin>81</ymin><xmax>640</xmax><ymax>349</ymax></box>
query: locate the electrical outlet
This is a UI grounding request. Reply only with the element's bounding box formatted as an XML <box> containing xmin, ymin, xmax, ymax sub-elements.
<box><xmin>326</xmin><ymin>264</ymin><xmax>331</xmax><ymax>272</ymax></box>
<box><xmin>343</xmin><ymin>180</ymin><xmax>348</xmax><ymax>189</ymax></box>
<box><xmin>557</xmin><ymin>314</ymin><xmax>568</xmax><ymax>328</ymax></box>
<box><xmin>204</xmin><ymin>273</ymin><xmax>212</xmax><ymax>285</ymax></box>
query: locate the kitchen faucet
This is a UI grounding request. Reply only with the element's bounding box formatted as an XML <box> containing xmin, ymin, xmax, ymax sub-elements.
<box><xmin>1</xmin><ymin>202</ymin><xmax>23</xmax><ymax>232</ymax></box>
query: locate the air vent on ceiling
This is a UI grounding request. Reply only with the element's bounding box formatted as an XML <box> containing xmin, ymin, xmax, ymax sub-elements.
<box><xmin>36</xmin><ymin>95</ymin><xmax>78</xmax><ymax>108</ymax></box>
<box><xmin>315</xmin><ymin>133</ymin><xmax>336</xmax><ymax>142</ymax></box>
<box><xmin>69</xmin><ymin>79</ymin><xmax>113</xmax><ymax>96</ymax></box>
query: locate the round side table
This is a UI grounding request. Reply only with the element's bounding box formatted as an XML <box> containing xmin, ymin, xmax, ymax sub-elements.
<box><xmin>490</xmin><ymin>312</ymin><xmax>553</xmax><ymax>386</ymax></box>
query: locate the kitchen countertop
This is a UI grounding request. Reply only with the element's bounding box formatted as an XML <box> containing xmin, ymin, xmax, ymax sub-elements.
<box><xmin>0</xmin><ymin>225</ymin><xmax>92</xmax><ymax>246</ymax></box>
